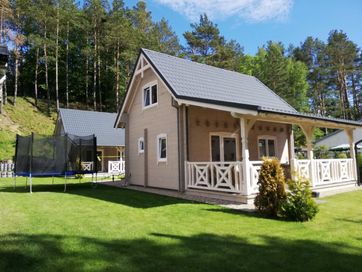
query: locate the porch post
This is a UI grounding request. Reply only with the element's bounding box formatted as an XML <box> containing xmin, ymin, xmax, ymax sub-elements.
<box><xmin>299</xmin><ymin>124</ymin><xmax>315</xmax><ymax>185</ymax></box>
<box><xmin>345</xmin><ymin>128</ymin><xmax>357</xmax><ymax>181</ymax></box>
<box><xmin>239</xmin><ymin>117</ymin><xmax>255</xmax><ymax>195</ymax></box>
<box><xmin>287</xmin><ymin>125</ymin><xmax>296</xmax><ymax>178</ymax></box>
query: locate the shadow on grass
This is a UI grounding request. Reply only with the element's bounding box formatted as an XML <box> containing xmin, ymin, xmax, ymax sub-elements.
<box><xmin>0</xmin><ymin>182</ymin><xmax>191</xmax><ymax>209</ymax></box>
<box><xmin>0</xmin><ymin>232</ymin><xmax>361</xmax><ymax>272</ymax></box>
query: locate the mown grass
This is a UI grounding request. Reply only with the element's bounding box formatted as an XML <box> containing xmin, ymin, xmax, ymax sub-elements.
<box><xmin>0</xmin><ymin>97</ymin><xmax>56</xmax><ymax>160</ymax></box>
<box><xmin>0</xmin><ymin>177</ymin><xmax>361</xmax><ymax>272</ymax></box>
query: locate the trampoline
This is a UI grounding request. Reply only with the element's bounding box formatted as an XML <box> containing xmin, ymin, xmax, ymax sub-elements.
<box><xmin>14</xmin><ymin>133</ymin><xmax>98</xmax><ymax>192</ymax></box>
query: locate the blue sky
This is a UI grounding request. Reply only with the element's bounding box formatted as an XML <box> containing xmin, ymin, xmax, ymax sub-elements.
<box><xmin>124</xmin><ymin>0</ymin><xmax>362</xmax><ymax>55</ymax></box>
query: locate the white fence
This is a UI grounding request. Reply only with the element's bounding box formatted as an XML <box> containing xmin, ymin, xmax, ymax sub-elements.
<box><xmin>294</xmin><ymin>159</ymin><xmax>355</xmax><ymax>187</ymax></box>
<box><xmin>186</xmin><ymin>158</ymin><xmax>356</xmax><ymax>195</ymax></box>
<box><xmin>0</xmin><ymin>163</ymin><xmax>14</xmax><ymax>178</ymax></box>
<box><xmin>81</xmin><ymin>162</ymin><xmax>94</xmax><ymax>171</ymax></box>
<box><xmin>108</xmin><ymin>160</ymin><xmax>125</xmax><ymax>175</ymax></box>
<box><xmin>186</xmin><ymin>161</ymin><xmax>243</xmax><ymax>193</ymax></box>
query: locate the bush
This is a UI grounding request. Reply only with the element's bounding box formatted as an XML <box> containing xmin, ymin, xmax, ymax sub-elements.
<box><xmin>281</xmin><ymin>176</ymin><xmax>318</xmax><ymax>222</ymax></box>
<box><xmin>335</xmin><ymin>152</ymin><xmax>348</xmax><ymax>159</ymax></box>
<box><xmin>254</xmin><ymin>158</ymin><xmax>286</xmax><ymax>217</ymax></box>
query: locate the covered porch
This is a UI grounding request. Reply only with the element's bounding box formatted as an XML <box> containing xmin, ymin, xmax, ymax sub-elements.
<box><xmin>182</xmin><ymin>105</ymin><xmax>359</xmax><ymax>199</ymax></box>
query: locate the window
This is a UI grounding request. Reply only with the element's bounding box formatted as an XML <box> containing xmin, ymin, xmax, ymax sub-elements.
<box><xmin>138</xmin><ymin>137</ymin><xmax>144</xmax><ymax>154</ymax></box>
<box><xmin>143</xmin><ymin>82</ymin><xmax>158</xmax><ymax>108</ymax></box>
<box><xmin>210</xmin><ymin>134</ymin><xmax>237</xmax><ymax>162</ymax></box>
<box><xmin>157</xmin><ymin>134</ymin><xmax>167</xmax><ymax>162</ymax></box>
<box><xmin>258</xmin><ymin>136</ymin><xmax>276</xmax><ymax>158</ymax></box>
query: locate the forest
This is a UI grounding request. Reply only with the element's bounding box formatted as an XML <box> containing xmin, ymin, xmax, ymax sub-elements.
<box><xmin>0</xmin><ymin>0</ymin><xmax>361</xmax><ymax>123</ymax></box>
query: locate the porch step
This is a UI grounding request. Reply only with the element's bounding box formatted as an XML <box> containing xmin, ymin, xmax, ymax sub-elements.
<box><xmin>312</xmin><ymin>181</ymin><xmax>361</xmax><ymax>198</ymax></box>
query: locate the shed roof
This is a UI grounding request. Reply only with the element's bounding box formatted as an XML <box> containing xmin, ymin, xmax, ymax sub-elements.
<box><xmin>59</xmin><ymin>108</ymin><xmax>124</xmax><ymax>147</ymax></box>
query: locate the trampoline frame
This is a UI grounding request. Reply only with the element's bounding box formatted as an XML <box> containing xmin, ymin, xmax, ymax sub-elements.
<box><xmin>13</xmin><ymin>133</ymin><xmax>98</xmax><ymax>193</ymax></box>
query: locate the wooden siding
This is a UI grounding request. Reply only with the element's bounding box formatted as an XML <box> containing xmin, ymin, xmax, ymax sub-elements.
<box><xmin>127</xmin><ymin>69</ymin><xmax>179</xmax><ymax>190</ymax></box>
<box><xmin>187</xmin><ymin>106</ymin><xmax>289</xmax><ymax>163</ymax></box>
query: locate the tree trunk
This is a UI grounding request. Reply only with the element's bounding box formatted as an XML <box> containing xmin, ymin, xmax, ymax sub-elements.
<box><xmin>34</xmin><ymin>47</ymin><xmax>39</xmax><ymax>107</ymax></box>
<box><xmin>66</xmin><ymin>21</ymin><xmax>70</xmax><ymax>108</ymax></box>
<box><xmin>55</xmin><ymin>7</ymin><xmax>60</xmax><ymax>110</ymax></box>
<box><xmin>115</xmin><ymin>40</ymin><xmax>120</xmax><ymax>111</ymax></box>
<box><xmin>97</xmin><ymin>45</ymin><xmax>102</xmax><ymax>112</ymax></box>
<box><xmin>351</xmin><ymin>73</ymin><xmax>359</xmax><ymax>119</ymax></box>
<box><xmin>13</xmin><ymin>47</ymin><xmax>18</xmax><ymax>106</ymax></box>
<box><xmin>44</xmin><ymin>25</ymin><xmax>50</xmax><ymax>113</ymax></box>
<box><xmin>85</xmin><ymin>39</ymin><xmax>89</xmax><ymax>107</ymax></box>
<box><xmin>93</xmin><ymin>26</ymin><xmax>97</xmax><ymax>111</ymax></box>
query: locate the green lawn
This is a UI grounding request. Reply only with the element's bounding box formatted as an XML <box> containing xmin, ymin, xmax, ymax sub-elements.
<box><xmin>0</xmin><ymin>178</ymin><xmax>361</xmax><ymax>272</ymax></box>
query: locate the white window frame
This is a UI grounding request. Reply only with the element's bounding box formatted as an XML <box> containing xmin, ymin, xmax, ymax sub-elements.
<box><xmin>257</xmin><ymin>135</ymin><xmax>277</xmax><ymax>159</ymax></box>
<box><xmin>157</xmin><ymin>133</ymin><xmax>167</xmax><ymax>163</ymax></box>
<box><xmin>142</xmin><ymin>80</ymin><xmax>158</xmax><ymax>110</ymax></box>
<box><xmin>138</xmin><ymin>137</ymin><xmax>144</xmax><ymax>154</ymax></box>
<box><xmin>209</xmin><ymin>132</ymin><xmax>239</xmax><ymax>162</ymax></box>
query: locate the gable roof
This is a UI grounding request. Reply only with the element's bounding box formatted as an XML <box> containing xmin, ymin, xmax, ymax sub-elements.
<box><xmin>141</xmin><ymin>48</ymin><xmax>296</xmax><ymax>113</ymax></box>
<box><xmin>116</xmin><ymin>49</ymin><xmax>362</xmax><ymax>128</ymax></box>
<box><xmin>58</xmin><ymin>108</ymin><xmax>124</xmax><ymax>147</ymax></box>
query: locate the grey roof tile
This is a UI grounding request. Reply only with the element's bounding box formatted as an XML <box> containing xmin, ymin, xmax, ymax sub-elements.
<box><xmin>141</xmin><ymin>49</ymin><xmax>362</xmax><ymax>127</ymax></box>
<box><xmin>59</xmin><ymin>108</ymin><xmax>124</xmax><ymax>146</ymax></box>
<box><xmin>142</xmin><ymin>48</ymin><xmax>297</xmax><ymax>113</ymax></box>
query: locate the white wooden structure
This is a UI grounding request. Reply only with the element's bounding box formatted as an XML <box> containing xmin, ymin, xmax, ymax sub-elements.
<box><xmin>0</xmin><ymin>162</ymin><xmax>14</xmax><ymax>178</ymax></box>
<box><xmin>186</xmin><ymin>158</ymin><xmax>356</xmax><ymax>195</ymax></box>
<box><xmin>108</xmin><ymin>160</ymin><xmax>125</xmax><ymax>175</ymax></box>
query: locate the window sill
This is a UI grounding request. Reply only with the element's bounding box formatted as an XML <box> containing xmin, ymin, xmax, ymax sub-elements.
<box><xmin>143</xmin><ymin>102</ymin><xmax>158</xmax><ymax>111</ymax></box>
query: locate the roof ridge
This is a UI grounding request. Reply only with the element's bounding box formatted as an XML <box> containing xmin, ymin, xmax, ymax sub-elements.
<box><xmin>59</xmin><ymin>108</ymin><xmax>117</xmax><ymax>115</ymax></box>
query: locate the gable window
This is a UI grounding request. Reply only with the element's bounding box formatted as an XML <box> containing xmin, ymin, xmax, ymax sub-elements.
<box><xmin>143</xmin><ymin>81</ymin><xmax>158</xmax><ymax>108</ymax></box>
<box><xmin>258</xmin><ymin>136</ymin><xmax>276</xmax><ymax>158</ymax></box>
<box><xmin>138</xmin><ymin>137</ymin><xmax>144</xmax><ymax>154</ymax></box>
<box><xmin>157</xmin><ymin>134</ymin><xmax>167</xmax><ymax>162</ymax></box>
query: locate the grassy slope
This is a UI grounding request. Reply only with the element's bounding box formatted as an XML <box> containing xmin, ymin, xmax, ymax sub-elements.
<box><xmin>0</xmin><ymin>178</ymin><xmax>361</xmax><ymax>272</ymax></box>
<box><xmin>0</xmin><ymin>97</ymin><xmax>56</xmax><ymax>160</ymax></box>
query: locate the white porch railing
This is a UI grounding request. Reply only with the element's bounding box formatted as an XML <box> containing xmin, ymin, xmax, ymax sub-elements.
<box><xmin>186</xmin><ymin>161</ymin><xmax>243</xmax><ymax>193</ymax></box>
<box><xmin>0</xmin><ymin>163</ymin><xmax>14</xmax><ymax>178</ymax></box>
<box><xmin>108</xmin><ymin>160</ymin><xmax>125</xmax><ymax>175</ymax></box>
<box><xmin>248</xmin><ymin>161</ymin><xmax>263</xmax><ymax>194</ymax></box>
<box><xmin>81</xmin><ymin>161</ymin><xmax>94</xmax><ymax>171</ymax></box>
<box><xmin>294</xmin><ymin>158</ymin><xmax>355</xmax><ymax>187</ymax></box>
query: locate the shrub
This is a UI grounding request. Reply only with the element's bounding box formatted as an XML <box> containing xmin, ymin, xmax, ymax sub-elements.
<box><xmin>335</xmin><ymin>152</ymin><xmax>348</xmax><ymax>159</ymax></box>
<box><xmin>281</xmin><ymin>176</ymin><xmax>318</xmax><ymax>222</ymax></box>
<box><xmin>254</xmin><ymin>158</ymin><xmax>286</xmax><ymax>217</ymax></box>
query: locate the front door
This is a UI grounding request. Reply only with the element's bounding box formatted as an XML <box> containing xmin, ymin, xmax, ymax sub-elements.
<box><xmin>211</xmin><ymin>134</ymin><xmax>237</xmax><ymax>162</ymax></box>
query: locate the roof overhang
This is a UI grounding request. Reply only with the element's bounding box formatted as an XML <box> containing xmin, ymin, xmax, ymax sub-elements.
<box><xmin>234</xmin><ymin>110</ymin><xmax>362</xmax><ymax>130</ymax></box>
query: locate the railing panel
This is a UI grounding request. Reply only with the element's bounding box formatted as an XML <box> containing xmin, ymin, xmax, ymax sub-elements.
<box><xmin>0</xmin><ymin>163</ymin><xmax>14</xmax><ymax>178</ymax></box>
<box><xmin>108</xmin><ymin>160</ymin><xmax>125</xmax><ymax>175</ymax></box>
<box><xmin>186</xmin><ymin>161</ymin><xmax>243</xmax><ymax>193</ymax></box>
<box><xmin>294</xmin><ymin>159</ymin><xmax>355</xmax><ymax>187</ymax></box>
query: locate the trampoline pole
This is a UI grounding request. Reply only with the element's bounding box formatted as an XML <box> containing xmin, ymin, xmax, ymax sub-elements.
<box><xmin>64</xmin><ymin>174</ymin><xmax>67</xmax><ymax>192</ymax></box>
<box><xmin>13</xmin><ymin>175</ymin><xmax>16</xmax><ymax>190</ymax></box>
<box><xmin>29</xmin><ymin>174</ymin><xmax>32</xmax><ymax>194</ymax></box>
<box><xmin>52</xmin><ymin>176</ymin><xmax>54</xmax><ymax>184</ymax></box>
<box><xmin>25</xmin><ymin>177</ymin><xmax>27</xmax><ymax>188</ymax></box>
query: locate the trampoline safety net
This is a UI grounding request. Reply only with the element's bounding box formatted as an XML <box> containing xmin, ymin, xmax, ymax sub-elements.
<box><xmin>14</xmin><ymin>133</ymin><xmax>97</xmax><ymax>177</ymax></box>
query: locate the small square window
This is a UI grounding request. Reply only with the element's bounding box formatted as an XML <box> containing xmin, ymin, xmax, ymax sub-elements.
<box><xmin>157</xmin><ymin>134</ymin><xmax>167</xmax><ymax>162</ymax></box>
